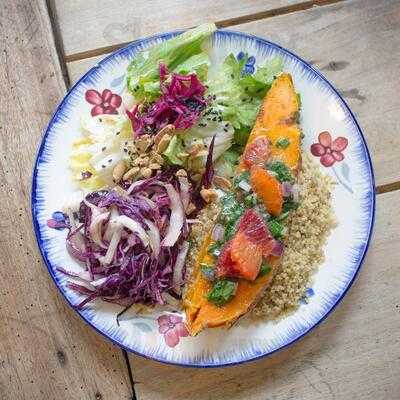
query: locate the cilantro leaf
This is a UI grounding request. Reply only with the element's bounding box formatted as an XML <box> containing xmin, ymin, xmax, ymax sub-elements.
<box><xmin>207</xmin><ymin>279</ymin><xmax>238</xmax><ymax>306</ymax></box>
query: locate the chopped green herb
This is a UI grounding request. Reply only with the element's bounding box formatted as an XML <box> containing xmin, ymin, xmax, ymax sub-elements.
<box><xmin>224</xmin><ymin>220</ymin><xmax>237</xmax><ymax>241</ymax></box>
<box><xmin>296</xmin><ymin>92</ymin><xmax>302</xmax><ymax>109</ymax></box>
<box><xmin>200</xmin><ymin>263</ymin><xmax>216</xmax><ymax>281</ymax></box>
<box><xmin>207</xmin><ymin>279</ymin><xmax>238</xmax><ymax>306</ymax></box>
<box><xmin>258</xmin><ymin>262</ymin><xmax>272</xmax><ymax>277</ymax></box>
<box><xmin>282</xmin><ymin>198</ymin><xmax>299</xmax><ymax>213</ymax></box>
<box><xmin>275</xmin><ymin>137</ymin><xmax>290</xmax><ymax>149</ymax></box>
<box><xmin>268</xmin><ymin>219</ymin><xmax>286</xmax><ymax>240</ymax></box>
<box><xmin>244</xmin><ymin>193</ymin><xmax>258</xmax><ymax>208</ymax></box>
<box><xmin>208</xmin><ymin>241</ymin><xmax>222</xmax><ymax>258</ymax></box>
<box><xmin>267</xmin><ymin>160</ymin><xmax>294</xmax><ymax>183</ymax></box>
<box><xmin>276</xmin><ymin>211</ymin><xmax>290</xmax><ymax>222</ymax></box>
<box><xmin>233</xmin><ymin>170</ymin><xmax>250</xmax><ymax>189</ymax></box>
<box><xmin>220</xmin><ymin>192</ymin><xmax>245</xmax><ymax>224</ymax></box>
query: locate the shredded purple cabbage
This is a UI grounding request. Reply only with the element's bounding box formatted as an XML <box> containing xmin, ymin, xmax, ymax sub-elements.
<box><xmin>60</xmin><ymin>174</ymin><xmax>193</xmax><ymax>309</ymax></box>
<box><xmin>127</xmin><ymin>64</ymin><xmax>209</xmax><ymax>135</ymax></box>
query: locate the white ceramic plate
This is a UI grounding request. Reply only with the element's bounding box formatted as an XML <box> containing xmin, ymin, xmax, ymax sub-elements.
<box><xmin>32</xmin><ymin>29</ymin><xmax>375</xmax><ymax>367</ymax></box>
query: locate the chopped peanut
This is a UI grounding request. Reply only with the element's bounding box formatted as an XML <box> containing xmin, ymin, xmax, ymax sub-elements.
<box><xmin>112</xmin><ymin>160</ymin><xmax>126</xmax><ymax>183</ymax></box>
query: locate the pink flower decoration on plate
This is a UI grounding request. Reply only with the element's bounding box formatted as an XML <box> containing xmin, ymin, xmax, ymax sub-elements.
<box><xmin>157</xmin><ymin>314</ymin><xmax>189</xmax><ymax>348</ymax></box>
<box><xmin>310</xmin><ymin>131</ymin><xmax>348</xmax><ymax>167</ymax></box>
<box><xmin>85</xmin><ymin>89</ymin><xmax>122</xmax><ymax>116</ymax></box>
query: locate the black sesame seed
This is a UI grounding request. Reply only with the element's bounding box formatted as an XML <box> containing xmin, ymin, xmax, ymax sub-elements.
<box><xmin>101</xmin><ymin>146</ymin><xmax>106</xmax><ymax>152</ymax></box>
<box><xmin>223</xmin><ymin>128</ymin><xmax>228</xmax><ymax>132</ymax></box>
<box><xmin>108</xmin><ymin>159</ymin><xmax>112</xmax><ymax>163</ymax></box>
<box><xmin>116</xmin><ymin>131</ymin><xmax>120</xmax><ymax>135</ymax></box>
<box><xmin>99</xmin><ymin>118</ymin><xmax>102</xmax><ymax>122</ymax></box>
<box><xmin>101</xmin><ymin>165</ymin><xmax>106</xmax><ymax>169</ymax></box>
<box><xmin>212</xmin><ymin>117</ymin><xmax>217</xmax><ymax>121</ymax></box>
<box><xmin>224</xmin><ymin>123</ymin><xmax>229</xmax><ymax>127</ymax></box>
<box><xmin>123</xmin><ymin>148</ymin><xmax>128</xmax><ymax>153</ymax></box>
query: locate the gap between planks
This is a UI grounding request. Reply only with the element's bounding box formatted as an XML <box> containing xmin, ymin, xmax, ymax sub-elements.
<box><xmin>45</xmin><ymin>2</ymin><xmax>138</xmax><ymax>398</ymax></box>
<box><xmin>63</xmin><ymin>0</ymin><xmax>345</xmax><ymax>63</ymax></box>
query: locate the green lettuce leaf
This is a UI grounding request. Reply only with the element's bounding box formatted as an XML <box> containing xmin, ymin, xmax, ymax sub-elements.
<box><xmin>127</xmin><ymin>23</ymin><xmax>216</xmax><ymax>102</ymax></box>
<box><xmin>207</xmin><ymin>54</ymin><xmax>283</xmax><ymax>141</ymax></box>
<box><xmin>163</xmin><ymin>135</ymin><xmax>185</xmax><ymax>166</ymax></box>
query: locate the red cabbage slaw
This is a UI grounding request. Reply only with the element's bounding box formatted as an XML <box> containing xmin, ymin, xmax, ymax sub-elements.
<box><xmin>58</xmin><ymin>170</ymin><xmax>193</xmax><ymax>310</ymax></box>
<box><xmin>126</xmin><ymin>64</ymin><xmax>209</xmax><ymax>136</ymax></box>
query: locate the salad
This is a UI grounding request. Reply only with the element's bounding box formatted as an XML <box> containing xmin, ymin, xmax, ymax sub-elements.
<box><xmin>58</xmin><ymin>23</ymin><xmax>303</xmax><ymax>333</ymax></box>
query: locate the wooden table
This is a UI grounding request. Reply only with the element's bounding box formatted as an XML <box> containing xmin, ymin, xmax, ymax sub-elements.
<box><xmin>1</xmin><ymin>1</ymin><xmax>399</xmax><ymax>399</ymax></box>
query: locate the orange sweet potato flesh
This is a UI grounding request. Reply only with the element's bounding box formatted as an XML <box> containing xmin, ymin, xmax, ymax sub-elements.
<box><xmin>239</xmin><ymin>73</ymin><xmax>301</xmax><ymax>172</ymax></box>
<box><xmin>184</xmin><ymin>73</ymin><xmax>301</xmax><ymax>335</ymax></box>
<box><xmin>184</xmin><ymin>231</ymin><xmax>280</xmax><ymax>336</ymax></box>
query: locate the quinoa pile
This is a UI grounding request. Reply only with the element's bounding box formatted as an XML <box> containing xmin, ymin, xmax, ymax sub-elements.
<box><xmin>252</xmin><ymin>154</ymin><xmax>336</xmax><ymax>318</ymax></box>
<box><xmin>185</xmin><ymin>154</ymin><xmax>336</xmax><ymax>321</ymax></box>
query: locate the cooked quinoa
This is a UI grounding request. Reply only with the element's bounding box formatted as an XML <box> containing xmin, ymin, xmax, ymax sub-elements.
<box><xmin>252</xmin><ymin>154</ymin><xmax>336</xmax><ymax>318</ymax></box>
<box><xmin>185</xmin><ymin>154</ymin><xmax>336</xmax><ymax>320</ymax></box>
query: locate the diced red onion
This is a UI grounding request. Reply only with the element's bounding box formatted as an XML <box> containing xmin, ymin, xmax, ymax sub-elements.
<box><xmin>172</xmin><ymin>241</ymin><xmax>189</xmax><ymax>293</ymax></box>
<box><xmin>162</xmin><ymin>184</ymin><xmax>184</xmax><ymax>247</ymax></box>
<box><xmin>238</xmin><ymin>180</ymin><xmax>251</xmax><ymax>192</ymax></box>
<box><xmin>282</xmin><ymin>182</ymin><xmax>293</xmax><ymax>198</ymax></box>
<box><xmin>212</xmin><ymin>223</ymin><xmax>224</xmax><ymax>241</ymax></box>
<box><xmin>271</xmin><ymin>240</ymin><xmax>284</xmax><ymax>257</ymax></box>
<box><xmin>66</xmin><ymin>236</ymin><xmax>88</xmax><ymax>262</ymax></box>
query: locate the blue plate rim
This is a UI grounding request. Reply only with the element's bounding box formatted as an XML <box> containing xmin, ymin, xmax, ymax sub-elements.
<box><xmin>31</xmin><ymin>28</ymin><xmax>376</xmax><ymax>368</ymax></box>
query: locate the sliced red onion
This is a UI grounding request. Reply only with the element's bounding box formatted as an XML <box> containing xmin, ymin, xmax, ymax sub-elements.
<box><xmin>144</xmin><ymin>218</ymin><xmax>160</xmax><ymax>257</ymax></box>
<box><xmin>172</xmin><ymin>241</ymin><xmax>189</xmax><ymax>293</ymax></box>
<box><xmin>66</xmin><ymin>236</ymin><xmax>88</xmax><ymax>262</ymax></box>
<box><xmin>90</xmin><ymin>276</ymin><xmax>108</xmax><ymax>287</ymax></box>
<box><xmin>136</xmin><ymin>194</ymin><xmax>156</xmax><ymax>209</ymax></box>
<box><xmin>89</xmin><ymin>211</ymin><xmax>110</xmax><ymax>248</ymax></box>
<box><xmin>282</xmin><ymin>182</ymin><xmax>293</xmax><ymax>198</ymax></box>
<box><xmin>162</xmin><ymin>184</ymin><xmax>184</xmax><ymax>247</ymax></box>
<box><xmin>99</xmin><ymin>226</ymin><xmax>122</xmax><ymax>265</ymax></box>
<box><xmin>271</xmin><ymin>240</ymin><xmax>284</xmax><ymax>257</ymax></box>
<box><xmin>238</xmin><ymin>180</ymin><xmax>251</xmax><ymax>192</ymax></box>
<box><xmin>178</xmin><ymin>176</ymin><xmax>190</xmax><ymax>211</ymax></box>
<box><xmin>56</xmin><ymin>267</ymin><xmax>92</xmax><ymax>282</ymax></box>
<box><xmin>212</xmin><ymin>223</ymin><xmax>224</xmax><ymax>241</ymax></box>
<box><xmin>111</xmin><ymin>215</ymin><xmax>149</xmax><ymax>247</ymax></box>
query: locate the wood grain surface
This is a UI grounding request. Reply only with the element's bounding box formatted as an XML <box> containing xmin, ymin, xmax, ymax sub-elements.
<box><xmin>51</xmin><ymin>0</ymin><xmax>304</xmax><ymax>58</ymax></box>
<box><xmin>66</xmin><ymin>0</ymin><xmax>400</xmax><ymax>189</ymax></box>
<box><xmin>2</xmin><ymin>0</ymin><xmax>400</xmax><ymax>399</ymax></box>
<box><xmin>0</xmin><ymin>2</ymin><xmax>132</xmax><ymax>399</ymax></box>
<box><xmin>130</xmin><ymin>190</ymin><xmax>400</xmax><ymax>400</ymax></box>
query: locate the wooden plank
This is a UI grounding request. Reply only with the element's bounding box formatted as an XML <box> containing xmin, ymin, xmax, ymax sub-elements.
<box><xmin>51</xmin><ymin>0</ymin><xmax>304</xmax><ymax>58</ymax></box>
<box><xmin>129</xmin><ymin>189</ymin><xmax>400</xmax><ymax>400</ymax></box>
<box><xmin>238</xmin><ymin>0</ymin><xmax>400</xmax><ymax>187</ymax></box>
<box><xmin>66</xmin><ymin>0</ymin><xmax>400</xmax><ymax>188</ymax></box>
<box><xmin>0</xmin><ymin>2</ymin><xmax>132</xmax><ymax>399</ymax></box>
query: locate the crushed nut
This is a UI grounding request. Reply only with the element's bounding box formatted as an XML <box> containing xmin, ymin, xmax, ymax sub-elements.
<box><xmin>157</xmin><ymin>134</ymin><xmax>171</xmax><ymax>153</ymax></box>
<box><xmin>186</xmin><ymin>202</ymin><xmax>196</xmax><ymax>215</ymax></box>
<box><xmin>150</xmin><ymin>151</ymin><xmax>164</xmax><ymax>164</ymax></box>
<box><xmin>154</xmin><ymin>124</ymin><xmax>175</xmax><ymax>145</ymax></box>
<box><xmin>175</xmin><ymin>169</ymin><xmax>187</xmax><ymax>177</ymax></box>
<box><xmin>149</xmin><ymin>163</ymin><xmax>161</xmax><ymax>170</ymax></box>
<box><xmin>200</xmin><ymin>188</ymin><xmax>218</xmax><ymax>203</ymax></box>
<box><xmin>139</xmin><ymin>156</ymin><xmax>150</xmax><ymax>167</ymax></box>
<box><xmin>112</xmin><ymin>160</ymin><xmax>126</xmax><ymax>183</ymax></box>
<box><xmin>140</xmin><ymin>167</ymin><xmax>152</xmax><ymax>178</ymax></box>
<box><xmin>213</xmin><ymin>175</ymin><xmax>232</xmax><ymax>190</ymax></box>
<box><xmin>177</xmin><ymin>152</ymin><xmax>189</xmax><ymax>160</ymax></box>
<box><xmin>188</xmin><ymin>143</ymin><xmax>204</xmax><ymax>157</ymax></box>
<box><xmin>135</xmin><ymin>135</ymin><xmax>153</xmax><ymax>153</ymax></box>
<box><xmin>123</xmin><ymin>166</ymin><xmax>140</xmax><ymax>181</ymax></box>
